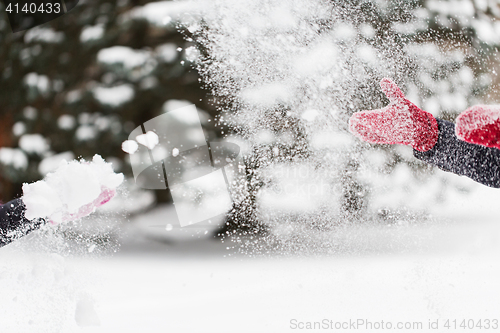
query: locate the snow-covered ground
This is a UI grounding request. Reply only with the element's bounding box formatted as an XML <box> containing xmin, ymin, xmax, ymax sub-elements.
<box><xmin>2</xmin><ymin>159</ymin><xmax>500</xmax><ymax>332</ymax></box>
<box><xmin>1</xmin><ymin>208</ymin><xmax>499</xmax><ymax>333</ymax></box>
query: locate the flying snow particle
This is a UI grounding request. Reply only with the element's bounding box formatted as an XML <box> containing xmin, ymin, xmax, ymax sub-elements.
<box><xmin>136</xmin><ymin>131</ymin><xmax>159</xmax><ymax>149</ymax></box>
<box><xmin>122</xmin><ymin>140</ymin><xmax>139</xmax><ymax>154</ymax></box>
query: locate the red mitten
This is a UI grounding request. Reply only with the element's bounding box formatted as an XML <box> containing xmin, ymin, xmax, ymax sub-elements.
<box><xmin>455</xmin><ymin>105</ymin><xmax>500</xmax><ymax>150</ymax></box>
<box><xmin>349</xmin><ymin>78</ymin><xmax>439</xmax><ymax>152</ymax></box>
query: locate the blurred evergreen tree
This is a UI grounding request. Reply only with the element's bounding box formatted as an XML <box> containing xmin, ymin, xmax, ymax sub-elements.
<box><xmin>0</xmin><ymin>0</ymin><xmax>216</xmax><ymax>202</ymax></box>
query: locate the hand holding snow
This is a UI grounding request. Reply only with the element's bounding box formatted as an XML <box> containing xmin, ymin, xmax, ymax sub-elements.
<box><xmin>22</xmin><ymin>155</ymin><xmax>124</xmax><ymax>223</ymax></box>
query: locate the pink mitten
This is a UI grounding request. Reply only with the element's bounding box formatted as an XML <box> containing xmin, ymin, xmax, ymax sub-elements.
<box><xmin>56</xmin><ymin>187</ymin><xmax>116</xmax><ymax>224</ymax></box>
<box><xmin>349</xmin><ymin>78</ymin><xmax>439</xmax><ymax>152</ymax></box>
<box><xmin>455</xmin><ymin>105</ymin><xmax>500</xmax><ymax>150</ymax></box>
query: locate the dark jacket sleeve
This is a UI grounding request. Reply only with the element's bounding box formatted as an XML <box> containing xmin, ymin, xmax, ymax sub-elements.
<box><xmin>414</xmin><ymin>119</ymin><xmax>500</xmax><ymax>188</ymax></box>
<box><xmin>0</xmin><ymin>198</ymin><xmax>45</xmax><ymax>247</ymax></box>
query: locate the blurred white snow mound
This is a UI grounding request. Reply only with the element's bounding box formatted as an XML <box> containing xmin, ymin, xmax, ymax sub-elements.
<box><xmin>22</xmin><ymin>155</ymin><xmax>124</xmax><ymax>222</ymax></box>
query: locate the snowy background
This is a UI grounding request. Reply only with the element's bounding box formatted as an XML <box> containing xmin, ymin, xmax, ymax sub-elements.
<box><xmin>1</xmin><ymin>0</ymin><xmax>500</xmax><ymax>331</ymax></box>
